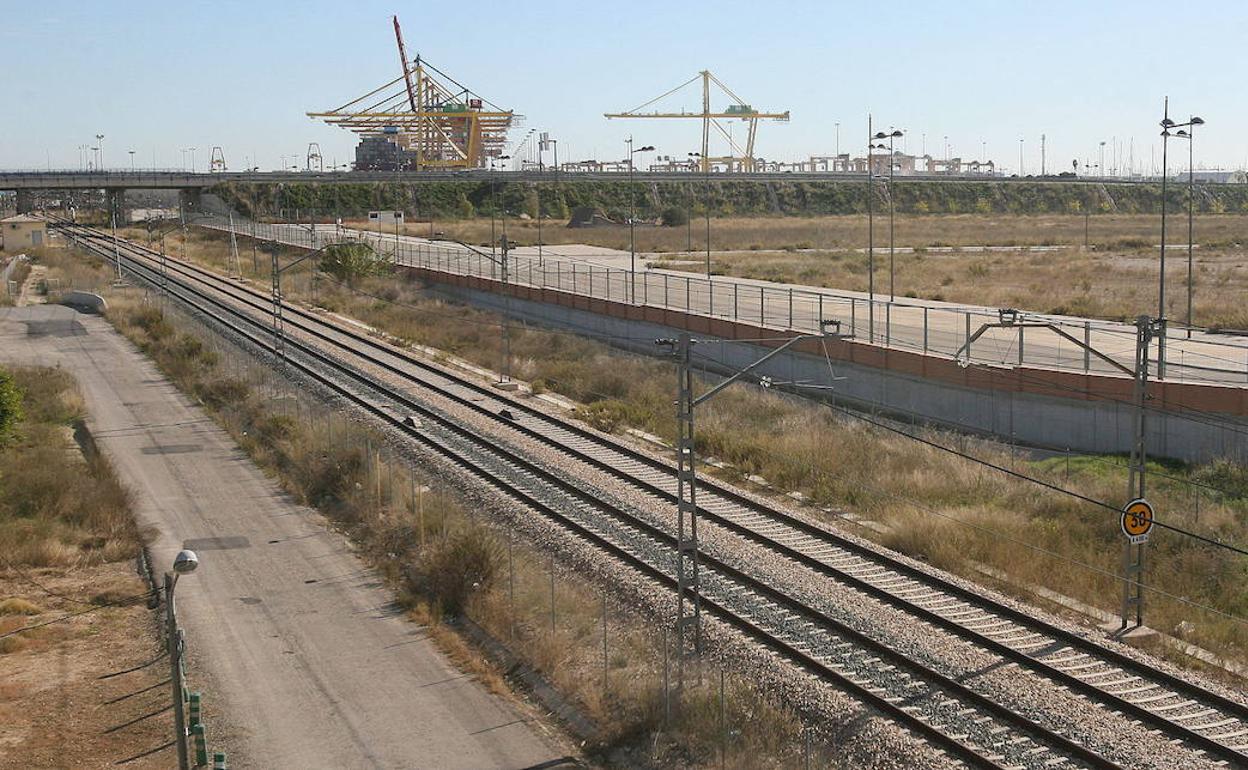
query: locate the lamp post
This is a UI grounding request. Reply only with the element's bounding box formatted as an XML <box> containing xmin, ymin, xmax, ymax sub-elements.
<box><xmin>128</xmin><ymin>150</ymin><xmax>136</xmax><ymax>172</ymax></box>
<box><xmin>96</xmin><ymin>134</ymin><xmax>104</xmax><ymax>171</ymax></box>
<box><xmin>627</xmin><ymin>137</ymin><xmax>656</xmax><ymax>303</ymax></box>
<box><xmin>489</xmin><ymin>154</ymin><xmax>511</xmax><ymax>259</ymax></box>
<box><xmin>1157</xmin><ymin>101</ymin><xmax>1202</xmax><ymax>372</ymax></box>
<box><xmin>866</xmin><ymin>117</ymin><xmax>900</xmax><ymax>341</ymax></box>
<box><xmin>873</xmin><ymin>129</ymin><xmax>904</xmax><ymax>302</ymax></box>
<box><xmin>689</xmin><ymin>152</ymin><xmax>711</xmax><ymax>277</ymax></box>
<box><xmin>165</xmin><ymin>549</ymin><xmax>200</xmax><ymax>770</ymax></box>
<box><xmin>1169</xmin><ymin>116</ymin><xmax>1205</xmax><ymax>338</ymax></box>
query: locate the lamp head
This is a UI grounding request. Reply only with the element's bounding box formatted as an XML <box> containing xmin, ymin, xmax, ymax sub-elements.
<box><xmin>1161</xmin><ymin>117</ymin><xmax>1175</xmax><ymax>127</ymax></box>
<box><xmin>172</xmin><ymin>550</ymin><xmax>199</xmax><ymax>575</ymax></box>
<box><xmin>890</xmin><ymin>130</ymin><xmax>904</xmax><ymax>137</ymax></box>
<box><xmin>873</xmin><ymin>131</ymin><xmax>887</xmax><ymax>139</ymax></box>
<box><xmin>1190</xmin><ymin>116</ymin><xmax>1205</xmax><ymax>125</ymax></box>
<box><xmin>1174</xmin><ymin>130</ymin><xmax>1189</xmax><ymax>138</ymax></box>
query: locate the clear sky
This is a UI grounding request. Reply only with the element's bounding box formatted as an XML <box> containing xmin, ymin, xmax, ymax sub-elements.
<box><xmin>3</xmin><ymin>0</ymin><xmax>1246</xmax><ymax>174</ymax></box>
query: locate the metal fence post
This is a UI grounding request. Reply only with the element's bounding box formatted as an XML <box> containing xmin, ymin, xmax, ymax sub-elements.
<box><xmin>733</xmin><ymin>283</ymin><xmax>738</xmax><ymax>321</ymax></box>
<box><xmin>851</xmin><ymin>298</ymin><xmax>857</xmax><ymax>337</ymax></box>
<box><xmin>1018</xmin><ymin>324</ymin><xmax>1025</xmax><ymax>365</ymax></box>
<box><xmin>1084</xmin><ymin>321</ymin><xmax>1091</xmax><ymax>372</ymax></box>
<box><xmin>788</xmin><ymin>288</ymin><xmax>794</xmax><ymax>329</ymax></box>
<box><xmin>923</xmin><ymin>307</ymin><xmax>929</xmax><ymax>352</ymax></box>
<box><xmin>965</xmin><ymin>312</ymin><xmax>972</xmax><ymax>359</ymax></box>
<box><xmin>601</xmin><ymin>592</ymin><xmax>608</xmax><ymax>693</ymax></box>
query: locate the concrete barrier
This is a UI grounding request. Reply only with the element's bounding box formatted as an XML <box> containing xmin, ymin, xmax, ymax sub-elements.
<box><xmin>423</xmin><ymin>276</ymin><xmax>1248</xmax><ymax>464</ymax></box>
<box><xmin>59</xmin><ymin>290</ymin><xmax>107</xmax><ymax>314</ymax></box>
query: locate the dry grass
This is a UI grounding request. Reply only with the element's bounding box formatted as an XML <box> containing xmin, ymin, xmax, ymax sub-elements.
<box><xmin>657</xmin><ymin>243</ymin><xmax>1248</xmax><ymax>329</ymax></box>
<box><xmin>0</xmin><ymin>367</ymin><xmax>138</xmax><ymax>568</ymax></box>
<box><xmin>140</xmin><ymin>227</ymin><xmax>1248</xmax><ymax>668</ymax></box>
<box><xmin>72</xmin><ymin>257</ymin><xmax>813</xmax><ymax>766</ymax></box>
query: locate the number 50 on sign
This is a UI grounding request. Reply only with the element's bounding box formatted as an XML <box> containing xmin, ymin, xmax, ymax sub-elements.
<box><xmin>1120</xmin><ymin>498</ymin><xmax>1155</xmax><ymax>544</ymax></box>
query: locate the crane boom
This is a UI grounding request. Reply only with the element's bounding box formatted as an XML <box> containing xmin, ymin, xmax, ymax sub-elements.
<box><xmin>393</xmin><ymin>15</ymin><xmax>418</xmax><ymax>112</ymax></box>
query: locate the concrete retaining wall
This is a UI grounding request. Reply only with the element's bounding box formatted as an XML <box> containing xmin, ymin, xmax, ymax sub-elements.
<box><xmin>412</xmin><ymin>269</ymin><xmax>1247</xmax><ymax>464</ymax></box>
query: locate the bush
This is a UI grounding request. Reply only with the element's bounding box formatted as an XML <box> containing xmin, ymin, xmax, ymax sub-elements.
<box><xmin>660</xmin><ymin>206</ymin><xmax>689</xmax><ymax>227</ymax></box>
<box><xmin>413</xmin><ymin>529</ymin><xmax>501</xmax><ymax>617</ymax></box>
<box><xmin>0</xmin><ymin>370</ymin><xmax>22</xmax><ymax>447</ymax></box>
<box><xmin>319</xmin><ymin>242</ymin><xmax>390</xmax><ymax>284</ymax></box>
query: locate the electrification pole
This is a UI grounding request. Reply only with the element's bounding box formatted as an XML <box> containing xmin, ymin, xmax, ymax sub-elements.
<box><xmin>1122</xmin><ymin>315</ymin><xmax>1161</xmax><ymax>629</ymax></box>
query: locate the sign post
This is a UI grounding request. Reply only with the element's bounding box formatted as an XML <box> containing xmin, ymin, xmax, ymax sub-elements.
<box><xmin>1120</xmin><ymin>496</ymin><xmax>1154</xmax><ymax>630</ymax></box>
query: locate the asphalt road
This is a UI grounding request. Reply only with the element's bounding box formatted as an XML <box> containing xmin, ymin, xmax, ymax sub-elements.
<box><xmin>0</xmin><ymin>304</ymin><xmax>573</xmax><ymax>770</ymax></box>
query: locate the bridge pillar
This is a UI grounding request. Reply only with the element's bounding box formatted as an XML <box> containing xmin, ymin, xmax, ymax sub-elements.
<box><xmin>14</xmin><ymin>189</ymin><xmax>33</xmax><ymax>214</ymax></box>
<box><xmin>178</xmin><ymin>188</ymin><xmax>202</xmax><ymax>217</ymax></box>
<box><xmin>105</xmin><ymin>188</ymin><xmax>128</xmax><ymax>226</ymax></box>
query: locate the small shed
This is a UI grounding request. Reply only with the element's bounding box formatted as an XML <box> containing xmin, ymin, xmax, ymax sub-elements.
<box><xmin>1</xmin><ymin>215</ymin><xmax>46</xmax><ymax>250</ymax></box>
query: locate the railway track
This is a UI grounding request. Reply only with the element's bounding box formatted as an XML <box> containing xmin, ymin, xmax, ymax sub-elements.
<box><xmin>61</xmin><ymin>222</ymin><xmax>1246</xmax><ymax>768</ymax></box>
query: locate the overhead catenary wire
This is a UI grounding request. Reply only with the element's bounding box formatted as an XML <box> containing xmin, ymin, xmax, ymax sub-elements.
<box><xmin>688</xmin><ymin>346</ymin><xmax>1248</xmax><ymax>560</ymax></box>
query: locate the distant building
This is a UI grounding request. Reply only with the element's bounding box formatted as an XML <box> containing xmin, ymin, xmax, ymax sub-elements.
<box><xmin>1</xmin><ymin>214</ymin><xmax>46</xmax><ymax>250</ymax></box>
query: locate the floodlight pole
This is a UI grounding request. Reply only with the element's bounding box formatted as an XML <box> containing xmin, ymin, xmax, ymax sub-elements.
<box><xmin>867</xmin><ymin>115</ymin><xmax>875</xmax><ymax>342</ymax></box>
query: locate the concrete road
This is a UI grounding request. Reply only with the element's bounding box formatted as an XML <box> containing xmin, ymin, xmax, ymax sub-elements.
<box><xmin>0</xmin><ymin>305</ymin><xmax>574</xmax><ymax>770</ymax></box>
<box><xmin>216</xmin><ymin>219</ymin><xmax>1248</xmax><ymax>386</ymax></box>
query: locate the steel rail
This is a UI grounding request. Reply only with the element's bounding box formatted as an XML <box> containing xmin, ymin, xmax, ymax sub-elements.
<box><xmin>64</xmin><ymin>224</ymin><xmax>1131</xmax><ymax>770</ymax></box>
<box><xmin>63</xmin><ymin>222</ymin><xmax>1248</xmax><ymax>766</ymax></box>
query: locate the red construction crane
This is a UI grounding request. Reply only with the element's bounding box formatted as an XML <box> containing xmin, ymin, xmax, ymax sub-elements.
<box><xmin>393</xmin><ymin>15</ymin><xmax>418</xmax><ymax>112</ymax></box>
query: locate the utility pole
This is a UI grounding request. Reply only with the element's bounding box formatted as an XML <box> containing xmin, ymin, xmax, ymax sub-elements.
<box><xmin>1041</xmin><ymin>134</ymin><xmax>1046</xmax><ymax>176</ymax></box>
<box><xmin>111</xmin><ymin>211</ymin><xmax>124</xmax><ymax>282</ymax></box>
<box><xmin>499</xmin><ymin>235</ymin><xmax>512</xmax><ymax>383</ymax></box>
<box><xmin>1122</xmin><ymin>315</ymin><xmax>1161</xmax><ymax>629</ymax></box>
<box><xmin>668</xmin><ymin>332</ymin><xmax>701</xmax><ymax>688</ymax></box>
<box><xmin>656</xmin><ymin>321</ymin><xmax>845</xmax><ymax>689</ymax></box>
<box><xmin>228</xmin><ymin>213</ymin><xmax>242</xmax><ymax>279</ymax></box>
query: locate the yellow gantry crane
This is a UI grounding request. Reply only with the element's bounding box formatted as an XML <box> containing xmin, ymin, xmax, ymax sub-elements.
<box><xmin>605</xmin><ymin>70</ymin><xmax>789</xmax><ymax>173</ymax></box>
<box><xmin>307</xmin><ymin>16</ymin><xmax>516</xmax><ymax>171</ymax></box>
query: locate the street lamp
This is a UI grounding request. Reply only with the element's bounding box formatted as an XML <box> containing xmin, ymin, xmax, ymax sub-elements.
<box><xmin>873</xmin><ymin>129</ymin><xmax>904</xmax><ymax>303</ymax></box>
<box><xmin>96</xmin><ymin>134</ymin><xmax>104</xmax><ymax>171</ymax></box>
<box><xmin>128</xmin><ymin>150</ymin><xmax>136</xmax><ymax>172</ymax></box>
<box><xmin>626</xmin><ymin>137</ymin><xmax>655</xmax><ymax>303</ymax></box>
<box><xmin>165</xmin><ymin>549</ymin><xmax>199</xmax><ymax>770</ymax></box>
<box><xmin>689</xmin><ymin>152</ymin><xmax>711</xmax><ymax>277</ymax></box>
<box><xmin>865</xmin><ymin>116</ymin><xmax>900</xmax><ymax>342</ymax></box>
<box><xmin>1157</xmin><ymin>98</ymin><xmax>1202</xmax><ymax>372</ymax></box>
<box><xmin>1169</xmin><ymin>115</ymin><xmax>1205</xmax><ymax>338</ymax></box>
<box><xmin>489</xmin><ymin>154</ymin><xmax>511</xmax><ymax>259</ymax></box>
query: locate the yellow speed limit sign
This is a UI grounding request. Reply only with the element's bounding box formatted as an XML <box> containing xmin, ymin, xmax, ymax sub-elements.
<box><xmin>1121</xmin><ymin>498</ymin><xmax>1155</xmax><ymax>544</ymax></box>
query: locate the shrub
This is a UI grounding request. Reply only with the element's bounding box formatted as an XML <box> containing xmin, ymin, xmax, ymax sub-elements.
<box><xmin>660</xmin><ymin>206</ymin><xmax>689</xmax><ymax>227</ymax></box>
<box><xmin>413</xmin><ymin>529</ymin><xmax>501</xmax><ymax>617</ymax></box>
<box><xmin>319</xmin><ymin>242</ymin><xmax>390</xmax><ymax>284</ymax></box>
<box><xmin>0</xmin><ymin>370</ymin><xmax>22</xmax><ymax>447</ymax></box>
<box><xmin>0</xmin><ymin>598</ymin><xmax>42</xmax><ymax>616</ymax></box>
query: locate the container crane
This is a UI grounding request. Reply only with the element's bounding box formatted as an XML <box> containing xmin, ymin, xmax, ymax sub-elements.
<box><xmin>307</xmin><ymin>16</ymin><xmax>516</xmax><ymax>171</ymax></box>
<box><xmin>605</xmin><ymin>70</ymin><xmax>789</xmax><ymax>173</ymax></box>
